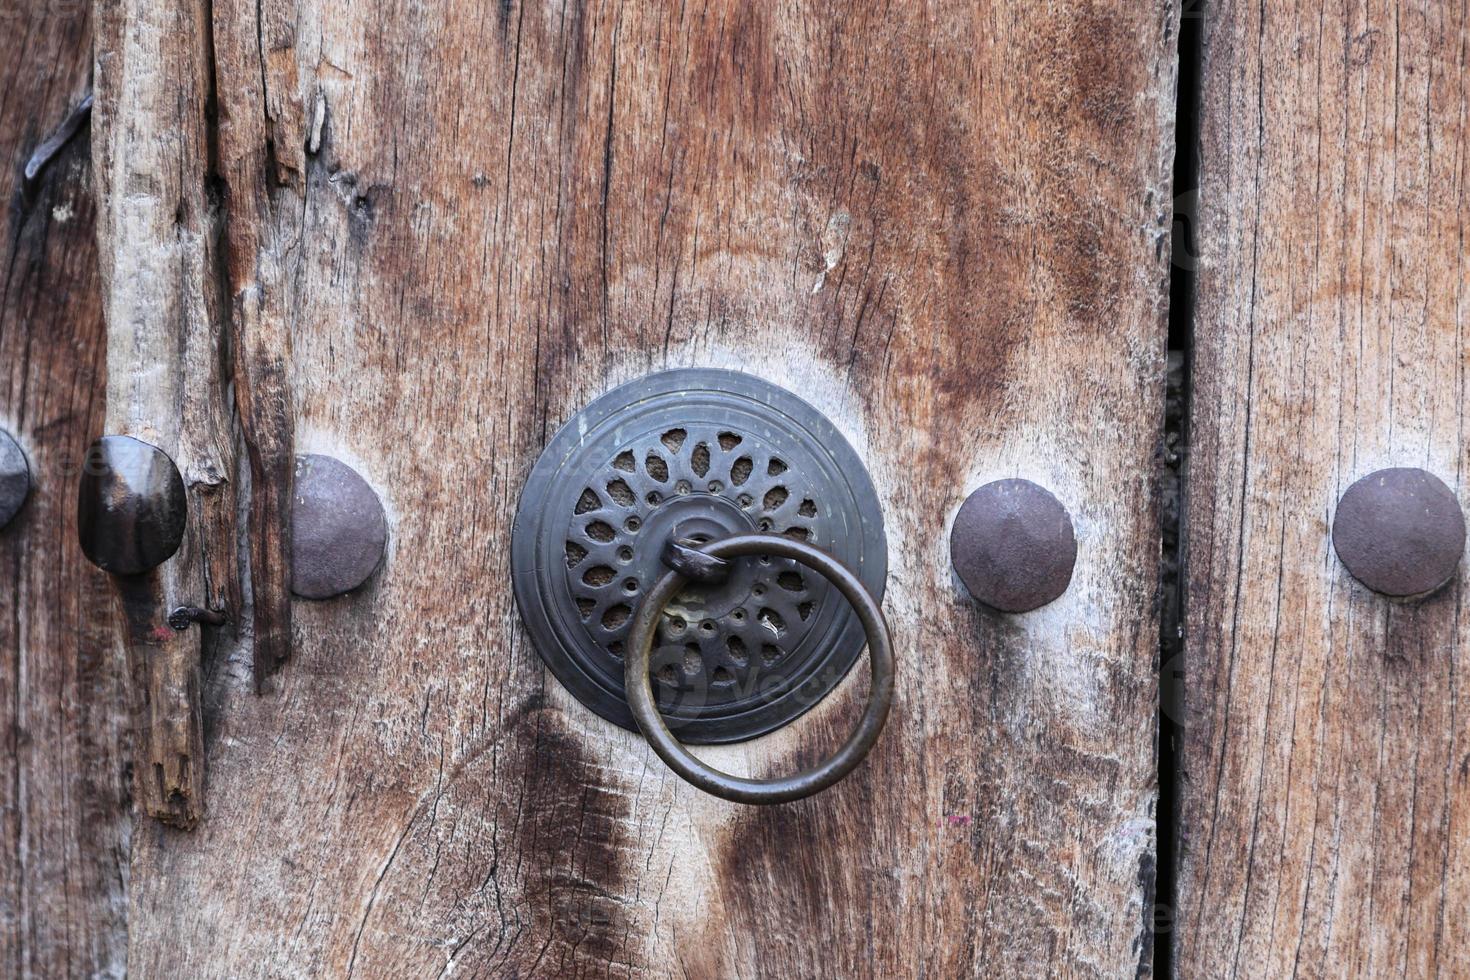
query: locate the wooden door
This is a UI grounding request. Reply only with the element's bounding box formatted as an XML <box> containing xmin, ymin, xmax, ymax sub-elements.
<box><xmin>6</xmin><ymin>0</ymin><xmax>1463</xmax><ymax>977</ymax></box>
<box><xmin>75</xmin><ymin>0</ymin><xmax>1178</xmax><ymax>974</ymax></box>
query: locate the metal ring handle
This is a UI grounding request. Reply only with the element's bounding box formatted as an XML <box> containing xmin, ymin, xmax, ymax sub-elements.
<box><xmin>625</xmin><ymin>533</ymin><xmax>895</xmax><ymax>804</ymax></box>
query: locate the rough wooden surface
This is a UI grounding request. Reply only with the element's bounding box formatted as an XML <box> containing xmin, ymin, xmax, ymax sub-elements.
<box><xmin>92</xmin><ymin>0</ymin><xmax>242</xmax><ymax>827</ymax></box>
<box><xmin>0</xmin><ymin>2</ymin><xmax>129</xmax><ymax>974</ymax></box>
<box><xmin>211</xmin><ymin>0</ymin><xmax>300</xmax><ymax>688</ymax></box>
<box><xmin>108</xmin><ymin>0</ymin><xmax>1177</xmax><ymax>975</ymax></box>
<box><xmin>1177</xmin><ymin>0</ymin><xmax>1470</xmax><ymax>975</ymax></box>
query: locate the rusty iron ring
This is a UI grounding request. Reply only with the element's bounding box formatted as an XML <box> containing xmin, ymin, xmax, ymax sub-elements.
<box><xmin>625</xmin><ymin>533</ymin><xmax>894</xmax><ymax>805</ymax></box>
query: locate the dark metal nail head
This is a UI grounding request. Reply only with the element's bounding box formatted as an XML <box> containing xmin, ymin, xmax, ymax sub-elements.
<box><xmin>0</xmin><ymin>428</ymin><xmax>31</xmax><ymax>530</ymax></box>
<box><xmin>168</xmin><ymin>606</ymin><xmax>229</xmax><ymax>631</ymax></box>
<box><xmin>77</xmin><ymin>435</ymin><xmax>187</xmax><ymax>575</ymax></box>
<box><xmin>1332</xmin><ymin>467</ymin><xmax>1466</xmax><ymax>598</ymax></box>
<box><xmin>291</xmin><ymin>454</ymin><xmax>388</xmax><ymax>599</ymax></box>
<box><xmin>951</xmin><ymin>478</ymin><xmax>1077</xmax><ymax>613</ymax></box>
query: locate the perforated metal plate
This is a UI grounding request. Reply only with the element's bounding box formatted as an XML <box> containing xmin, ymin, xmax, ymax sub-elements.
<box><xmin>512</xmin><ymin>369</ymin><xmax>887</xmax><ymax>744</ymax></box>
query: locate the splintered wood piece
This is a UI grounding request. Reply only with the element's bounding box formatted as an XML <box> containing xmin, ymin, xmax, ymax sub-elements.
<box><xmin>92</xmin><ymin>0</ymin><xmax>239</xmax><ymax>827</ymax></box>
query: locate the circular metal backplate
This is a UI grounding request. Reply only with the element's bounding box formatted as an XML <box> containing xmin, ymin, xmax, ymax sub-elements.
<box><xmin>512</xmin><ymin>369</ymin><xmax>887</xmax><ymax>744</ymax></box>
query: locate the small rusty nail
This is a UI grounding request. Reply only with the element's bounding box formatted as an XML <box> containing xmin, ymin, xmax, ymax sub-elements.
<box><xmin>0</xmin><ymin>428</ymin><xmax>31</xmax><ymax>531</ymax></box>
<box><xmin>24</xmin><ymin>92</ymin><xmax>92</xmax><ymax>185</ymax></box>
<box><xmin>950</xmin><ymin>478</ymin><xmax>1077</xmax><ymax>614</ymax></box>
<box><xmin>1331</xmin><ymin>467</ymin><xmax>1466</xmax><ymax>599</ymax></box>
<box><xmin>290</xmin><ymin>454</ymin><xmax>388</xmax><ymax>600</ymax></box>
<box><xmin>168</xmin><ymin>606</ymin><xmax>228</xmax><ymax>631</ymax></box>
<box><xmin>77</xmin><ymin>435</ymin><xmax>188</xmax><ymax>575</ymax></box>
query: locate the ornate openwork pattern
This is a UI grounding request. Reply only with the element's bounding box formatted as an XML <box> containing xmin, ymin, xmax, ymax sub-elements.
<box><xmin>564</xmin><ymin>423</ymin><xmax>830</xmax><ymax>706</ymax></box>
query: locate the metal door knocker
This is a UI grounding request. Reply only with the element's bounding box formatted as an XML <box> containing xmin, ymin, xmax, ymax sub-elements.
<box><xmin>512</xmin><ymin>369</ymin><xmax>892</xmax><ymax>804</ymax></box>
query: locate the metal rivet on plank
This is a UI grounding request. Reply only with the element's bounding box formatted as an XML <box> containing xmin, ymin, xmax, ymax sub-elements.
<box><xmin>290</xmin><ymin>453</ymin><xmax>388</xmax><ymax>599</ymax></box>
<box><xmin>0</xmin><ymin>428</ymin><xmax>30</xmax><ymax>530</ymax></box>
<box><xmin>1331</xmin><ymin>467</ymin><xmax>1466</xmax><ymax>598</ymax></box>
<box><xmin>950</xmin><ymin>478</ymin><xmax>1077</xmax><ymax>613</ymax></box>
<box><xmin>77</xmin><ymin>435</ymin><xmax>188</xmax><ymax>575</ymax></box>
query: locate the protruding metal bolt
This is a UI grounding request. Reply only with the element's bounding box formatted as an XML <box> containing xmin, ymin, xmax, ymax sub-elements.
<box><xmin>0</xmin><ymin>428</ymin><xmax>31</xmax><ymax>531</ymax></box>
<box><xmin>291</xmin><ymin>454</ymin><xmax>388</xmax><ymax>599</ymax></box>
<box><xmin>77</xmin><ymin>435</ymin><xmax>187</xmax><ymax>575</ymax></box>
<box><xmin>950</xmin><ymin>478</ymin><xmax>1077</xmax><ymax>613</ymax></box>
<box><xmin>1331</xmin><ymin>467</ymin><xmax>1466</xmax><ymax>598</ymax></box>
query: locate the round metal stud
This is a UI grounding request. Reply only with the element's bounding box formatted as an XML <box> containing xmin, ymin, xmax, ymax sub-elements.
<box><xmin>951</xmin><ymin>479</ymin><xmax>1077</xmax><ymax>613</ymax></box>
<box><xmin>0</xmin><ymin>428</ymin><xmax>31</xmax><ymax>530</ymax></box>
<box><xmin>512</xmin><ymin>369</ymin><xmax>888</xmax><ymax>744</ymax></box>
<box><xmin>290</xmin><ymin>454</ymin><xmax>388</xmax><ymax>599</ymax></box>
<box><xmin>1331</xmin><ymin>467</ymin><xmax>1465</xmax><ymax>598</ymax></box>
<box><xmin>77</xmin><ymin>435</ymin><xmax>188</xmax><ymax>575</ymax></box>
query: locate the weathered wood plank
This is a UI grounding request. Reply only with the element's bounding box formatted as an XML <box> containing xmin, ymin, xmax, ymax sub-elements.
<box><xmin>122</xmin><ymin>1</ymin><xmax>1177</xmax><ymax>975</ymax></box>
<box><xmin>211</xmin><ymin>0</ymin><xmax>301</xmax><ymax>688</ymax></box>
<box><xmin>1178</xmin><ymin>0</ymin><xmax>1470</xmax><ymax>975</ymax></box>
<box><xmin>92</xmin><ymin>0</ymin><xmax>241</xmax><ymax>827</ymax></box>
<box><xmin>0</xmin><ymin>3</ymin><xmax>128</xmax><ymax>974</ymax></box>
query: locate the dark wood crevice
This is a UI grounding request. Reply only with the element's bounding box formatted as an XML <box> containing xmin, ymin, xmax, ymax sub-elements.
<box><xmin>1157</xmin><ymin>1</ymin><xmax>1206</xmax><ymax>976</ymax></box>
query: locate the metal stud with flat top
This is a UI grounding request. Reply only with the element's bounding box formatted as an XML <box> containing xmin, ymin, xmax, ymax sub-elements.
<box><xmin>290</xmin><ymin>454</ymin><xmax>388</xmax><ymax>599</ymax></box>
<box><xmin>1332</xmin><ymin>467</ymin><xmax>1466</xmax><ymax>599</ymax></box>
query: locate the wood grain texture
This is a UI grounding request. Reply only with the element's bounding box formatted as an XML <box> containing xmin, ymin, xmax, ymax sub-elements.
<box><xmin>122</xmin><ymin>0</ymin><xmax>1177</xmax><ymax>975</ymax></box>
<box><xmin>0</xmin><ymin>2</ymin><xmax>128</xmax><ymax>974</ymax></box>
<box><xmin>92</xmin><ymin>0</ymin><xmax>241</xmax><ymax>826</ymax></box>
<box><xmin>211</xmin><ymin>0</ymin><xmax>300</xmax><ymax>688</ymax></box>
<box><xmin>1178</xmin><ymin>0</ymin><xmax>1470</xmax><ymax>976</ymax></box>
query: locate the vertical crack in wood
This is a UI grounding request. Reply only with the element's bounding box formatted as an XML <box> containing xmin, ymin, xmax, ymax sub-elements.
<box><xmin>210</xmin><ymin>0</ymin><xmax>302</xmax><ymax>690</ymax></box>
<box><xmin>1157</xmin><ymin>3</ymin><xmax>1206</xmax><ymax>975</ymax></box>
<box><xmin>231</xmin><ymin>286</ymin><xmax>295</xmax><ymax>691</ymax></box>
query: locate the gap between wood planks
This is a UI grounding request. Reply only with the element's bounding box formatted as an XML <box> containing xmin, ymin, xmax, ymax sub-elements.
<box><xmin>1158</xmin><ymin>1</ymin><xmax>1205</xmax><ymax>976</ymax></box>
